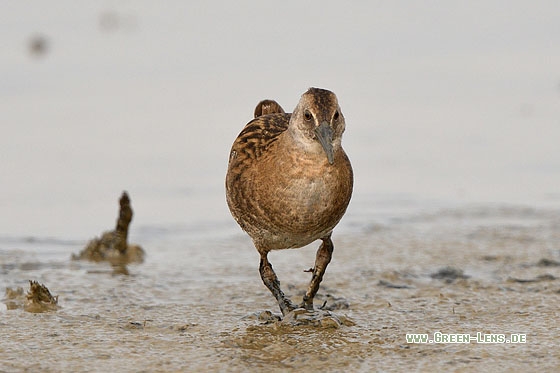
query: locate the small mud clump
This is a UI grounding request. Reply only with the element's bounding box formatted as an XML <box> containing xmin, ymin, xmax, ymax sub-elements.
<box><xmin>25</xmin><ymin>280</ymin><xmax>59</xmax><ymax>313</ymax></box>
<box><xmin>4</xmin><ymin>286</ymin><xmax>25</xmax><ymax>310</ymax></box>
<box><xmin>5</xmin><ymin>281</ymin><xmax>59</xmax><ymax>312</ymax></box>
<box><xmin>72</xmin><ymin>191</ymin><xmax>145</xmax><ymax>264</ymax></box>
<box><xmin>430</xmin><ymin>266</ymin><xmax>469</xmax><ymax>283</ymax></box>
<box><xmin>536</xmin><ymin>258</ymin><xmax>560</xmax><ymax>267</ymax></box>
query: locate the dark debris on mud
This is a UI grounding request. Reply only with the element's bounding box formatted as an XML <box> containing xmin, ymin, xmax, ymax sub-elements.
<box><xmin>508</xmin><ymin>274</ymin><xmax>557</xmax><ymax>283</ymax></box>
<box><xmin>430</xmin><ymin>266</ymin><xmax>470</xmax><ymax>283</ymax></box>
<box><xmin>536</xmin><ymin>258</ymin><xmax>560</xmax><ymax>267</ymax></box>
<box><xmin>378</xmin><ymin>279</ymin><xmax>414</xmax><ymax>289</ymax></box>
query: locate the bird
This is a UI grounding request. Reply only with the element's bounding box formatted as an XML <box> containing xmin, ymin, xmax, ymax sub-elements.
<box><xmin>226</xmin><ymin>88</ymin><xmax>353</xmax><ymax>316</ymax></box>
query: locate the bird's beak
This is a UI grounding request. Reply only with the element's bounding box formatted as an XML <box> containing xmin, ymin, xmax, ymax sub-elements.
<box><xmin>314</xmin><ymin>121</ymin><xmax>334</xmax><ymax>164</ymax></box>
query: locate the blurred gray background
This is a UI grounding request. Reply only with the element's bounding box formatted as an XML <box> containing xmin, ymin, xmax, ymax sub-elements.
<box><xmin>2</xmin><ymin>1</ymin><xmax>559</xmax><ymax>239</ymax></box>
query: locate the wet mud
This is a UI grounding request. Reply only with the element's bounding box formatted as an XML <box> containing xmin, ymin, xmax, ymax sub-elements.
<box><xmin>2</xmin><ymin>204</ymin><xmax>560</xmax><ymax>371</ymax></box>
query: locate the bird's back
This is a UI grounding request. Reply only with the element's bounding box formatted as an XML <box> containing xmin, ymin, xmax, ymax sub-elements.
<box><xmin>226</xmin><ymin>113</ymin><xmax>291</xmax><ymax>241</ymax></box>
<box><xmin>228</xmin><ymin>113</ymin><xmax>290</xmax><ymax>167</ymax></box>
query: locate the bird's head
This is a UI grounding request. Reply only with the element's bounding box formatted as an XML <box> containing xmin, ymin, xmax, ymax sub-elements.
<box><xmin>289</xmin><ymin>87</ymin><xmax>345</xmax><ymax>165</ymax></box>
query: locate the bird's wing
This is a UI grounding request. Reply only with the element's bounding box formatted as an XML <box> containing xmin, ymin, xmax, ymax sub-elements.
<box><xmin>228</xmin><ymin>113</ymin><xmax>290</xmax><ymax>164</ymax></box>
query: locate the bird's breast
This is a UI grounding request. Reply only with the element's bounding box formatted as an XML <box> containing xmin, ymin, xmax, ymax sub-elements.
<box><xmin>254</xmin><ymin>154</ymin><xmax>352</xmax><ymax>237</ymax></box>
<box><xmin>226</xmin><ymin>135</ymin><xmax>353</xmax><ymax>249</ymax></box>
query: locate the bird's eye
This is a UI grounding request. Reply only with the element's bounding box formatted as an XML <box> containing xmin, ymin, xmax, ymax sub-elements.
<box><xmin>333</xmin><ymin>111</ymin><xmax>340</xmax><ymax>121</ymax></box>
<box><xmin>304</xmin><ymin>111</ymin><xmax>312</xmax><ymax>121</ymax></box>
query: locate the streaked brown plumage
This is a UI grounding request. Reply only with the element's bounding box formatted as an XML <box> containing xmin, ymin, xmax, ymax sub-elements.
<box><xmin>253</xmin><ymin>99</ymin><xmax>285</xmax><ymax>118</ymax></box>
<box><xmin>226</xmin><ymin>88</ymin><xmax>353</xmax><ymax>316</ymax></box>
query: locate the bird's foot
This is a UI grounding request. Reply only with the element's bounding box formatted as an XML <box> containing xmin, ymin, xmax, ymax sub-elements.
<box><xmin>280</xmin><ymin>307</ymin><xmax>343</xmax><ymax>328</ymax></box>
<box><xmin>279</xmin><ymin>297</ymin><xmax>297</xmax><ymax>316</ymax></box>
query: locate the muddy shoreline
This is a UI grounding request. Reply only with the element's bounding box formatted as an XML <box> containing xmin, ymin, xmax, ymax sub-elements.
<box><xmin>2</xmin><ymin>205</ymin><xmax>559</xmax><ymax>371</ymax></box>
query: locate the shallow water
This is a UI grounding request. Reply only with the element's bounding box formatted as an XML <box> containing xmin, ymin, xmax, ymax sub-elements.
<box><xmin>2</xmin><ymin>2</ymin><xmax>560</xmax><ymax>372</ymax></box>
<box><xmin>2</xmin><ymin>203</ymin><xmax>560</xmax><ymax>371</ymax></box>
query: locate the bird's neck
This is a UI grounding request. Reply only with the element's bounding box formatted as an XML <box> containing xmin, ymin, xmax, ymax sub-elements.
<box><xmin>286</xmin><ymin>124</ymin><xmax>322</xmax><ymax>156</ymax></box>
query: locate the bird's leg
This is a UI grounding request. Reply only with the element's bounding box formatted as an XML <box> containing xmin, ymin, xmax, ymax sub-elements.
<box><xmin>259</xmin><ymin>252</ymin><xmax>295</xmax><ymax>316</ymax></box>
<box><xmin>301</xmin><ymin>234</ymin><xmax>334</xmax><ymax>310</ymax></box>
